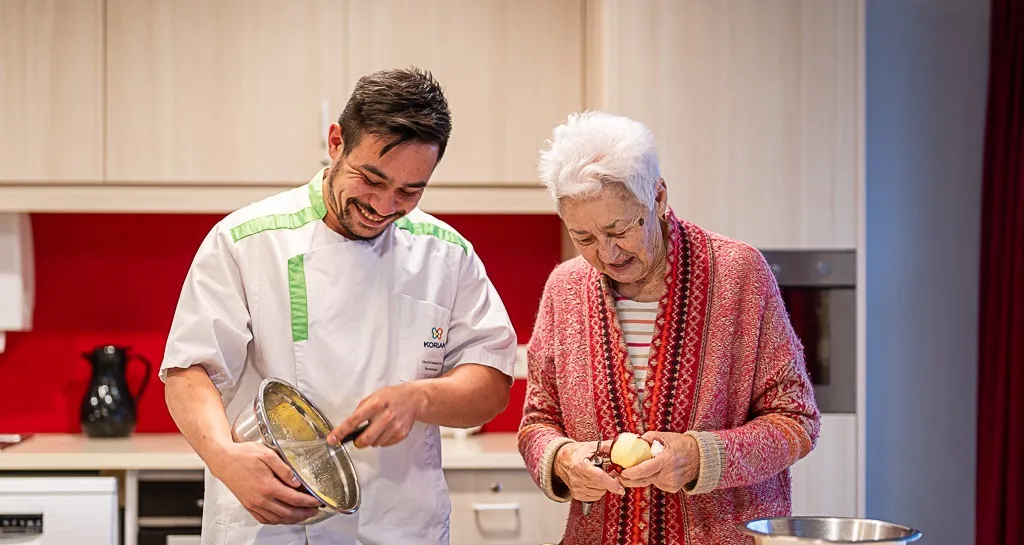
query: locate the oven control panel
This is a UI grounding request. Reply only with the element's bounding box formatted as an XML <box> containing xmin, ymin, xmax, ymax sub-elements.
<box><xmin>0</xmin><ymin>514</ymin><xmax>43</xmax><ymax>535</ymax></box>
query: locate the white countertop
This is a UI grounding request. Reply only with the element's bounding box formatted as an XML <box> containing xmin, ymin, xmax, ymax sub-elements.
<box><xmin>0</xmin><ymin>432</ymin><xmax>524</xmax><ymax>471</ymax></box>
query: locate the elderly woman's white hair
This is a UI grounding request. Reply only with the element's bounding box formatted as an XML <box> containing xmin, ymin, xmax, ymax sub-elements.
<box><xmin>538</xmin><ymin>111</ymin><xmax>662</xmax><ymax>213</ymax></box>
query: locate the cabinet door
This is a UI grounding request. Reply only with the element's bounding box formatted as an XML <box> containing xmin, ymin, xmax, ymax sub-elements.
<box><xmin>592</xmin><ymin>0</ymin><xmax>860</xmax><ymax>249</ymax></box>
<box><xmin>346</xmin><ymin>0</ymin><xmax>584</xmax><ymax>186</ymax></box>
<box><xmin>790</xmin><ymin>413</ymin><xmax>858</xmax><ymax>517</ymax></box>
<box><xmin>0</xmin><ymin>0</ymin><xmax>103</xmax><ymax>182</ymax></box>
<box><xmin>445</xmin><ymin>468</ymin><xmax>569</xmax><ymax>545</ymax></box>
<box><xmin>105</xmin><ymin>0</ymin><xmax>347</xmax><ymax>184</ymax></box>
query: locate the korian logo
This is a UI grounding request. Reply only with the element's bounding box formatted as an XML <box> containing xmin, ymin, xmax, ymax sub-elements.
<box><xmin>424</xmin><ymin>327</ymin><xmax>445</xmax><ymax>349</ymax></box>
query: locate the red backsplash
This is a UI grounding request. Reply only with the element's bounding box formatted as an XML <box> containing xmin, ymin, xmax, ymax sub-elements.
<box><xmin>0</xmin><ymin>213</ymin><xmax>562</xmax><ymax>435</ymax></box>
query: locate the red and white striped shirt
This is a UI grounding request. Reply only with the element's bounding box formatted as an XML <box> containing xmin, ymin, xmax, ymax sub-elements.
<box><xmin>614</xmin><ymin>292</ymin><xmax>658</xmax><ymax>402</ymax></box>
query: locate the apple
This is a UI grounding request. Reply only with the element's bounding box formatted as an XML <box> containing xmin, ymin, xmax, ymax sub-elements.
<box><xmin>610</xmin><ymin>432</ymin><xmax>653</xmax><ymax>469</ymax></box>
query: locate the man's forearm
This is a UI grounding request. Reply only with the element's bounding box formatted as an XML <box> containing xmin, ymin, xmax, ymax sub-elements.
<box><xmin>164</xmin><ymin>365</ymin><xmax>234</xmax><ymax>474</ymax></box>
<box><xmin>413</xmin><ymin>363</ymin><xmax>511</xmax><ymax>428</ymax></box>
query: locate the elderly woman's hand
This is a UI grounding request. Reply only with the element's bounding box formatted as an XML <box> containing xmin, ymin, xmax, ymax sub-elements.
<box><xmin>554</xmin><ymin>440</ymin><xmax>626</xmax><ymax>501</ymax></box>
<box><xmin>617</xmin><ymin>431</ymin><xmax>700</xmax><ymax>493</ymax></box>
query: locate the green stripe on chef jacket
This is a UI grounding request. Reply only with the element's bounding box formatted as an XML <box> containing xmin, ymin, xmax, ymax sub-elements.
<box><xmin>287</xmin><ymin>254</ymin><xmax>309</xmax><ymax>342</ymax></box>
<box><xmin>394</xmin><ymin>216</ymin><xmax>469</xmax><ymax>255</ymax></box>
<box><xmin>230</xmin><ymin>180</ymin><xmax>328</xmax><ymax>242</ymax></box>
<box><xmin>226</xmin><ymin>176</ymin><xmax>469</xmax><ymax>342</ymax></box>
<box><xmin>287</xmin><ymin>216</ymin><xmax>469</xmax><ymax>343</ymax></box>
<box><xmin>227</xmin><ymin>179</ymin><xmax>326</xmax><ymax>341</ymax></box>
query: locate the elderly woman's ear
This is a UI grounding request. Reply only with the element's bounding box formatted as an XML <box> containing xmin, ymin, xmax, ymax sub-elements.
<box><xmin>655</xmin><ymin>178</ymin><xmax>669</xmax><ymax>220</ymax></box>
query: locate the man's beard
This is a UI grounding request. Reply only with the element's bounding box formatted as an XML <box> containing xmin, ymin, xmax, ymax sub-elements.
<box><xmin>326</xmin><ymin>165</ymin><xmax>404</xmax><ymax>240</ymax></box>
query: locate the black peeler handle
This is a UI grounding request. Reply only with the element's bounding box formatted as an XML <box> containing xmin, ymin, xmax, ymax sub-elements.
<box><xmin>336</xmin><ymin>422</ymin><xmax>370</xmax><ymax>446</ymax></box>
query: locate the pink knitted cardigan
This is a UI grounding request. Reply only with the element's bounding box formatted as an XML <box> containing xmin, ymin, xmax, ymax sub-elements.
<box><xmin>517</xmin><ymin>211</ymin><xmax>821</xmax><ymax>544</ymax></box>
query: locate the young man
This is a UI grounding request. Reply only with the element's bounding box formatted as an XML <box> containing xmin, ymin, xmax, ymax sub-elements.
<box><xmin>161</xmin><ymin>67</ymin><xmax>516</xmax><ymax>544</ymax></box>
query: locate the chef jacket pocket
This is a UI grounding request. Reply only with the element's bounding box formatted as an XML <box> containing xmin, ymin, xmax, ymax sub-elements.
<box><xmin>397</xmin><ymin>294</ymin><xmax>452</xmax><ymax>380</ymax></box>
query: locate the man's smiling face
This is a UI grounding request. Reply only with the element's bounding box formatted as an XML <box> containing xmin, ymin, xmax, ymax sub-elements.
<box><xmin>322</xmin><ymin>133</ymin><xmax>440</xmax><ymax>240</ymax></box>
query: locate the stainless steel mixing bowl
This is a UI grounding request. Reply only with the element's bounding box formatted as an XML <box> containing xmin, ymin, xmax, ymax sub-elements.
<box><xmin>230</xmin><ymin>377</ymin><xmax>361</xmax><ymax>525</ymax></box>
<box><xmin>738</xmin><ymin>517</ymin><xmax>923</xmax><ymax>544</ymax></box>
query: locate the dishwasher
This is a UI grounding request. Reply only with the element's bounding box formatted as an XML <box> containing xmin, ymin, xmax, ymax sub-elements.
<box><xmin>0</xmin><ymin>476</ymin><xmax>118</xmax><ymax>544</ymax></box>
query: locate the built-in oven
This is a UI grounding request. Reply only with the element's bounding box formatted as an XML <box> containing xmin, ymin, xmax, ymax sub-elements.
<box><xmin>760</xmin><ymin>250</ymin><xmax>856</xmax><ymax>414</ymax></box>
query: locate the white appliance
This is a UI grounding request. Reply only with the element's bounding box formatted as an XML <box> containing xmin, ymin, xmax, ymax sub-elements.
<box><xmin>0</xmin><ymin>477</ymin><xmax>118</xmax><ymax>544</ymax></box>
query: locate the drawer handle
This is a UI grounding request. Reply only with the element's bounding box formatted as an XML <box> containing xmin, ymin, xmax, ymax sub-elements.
<box><xmin>137</xmin><ymin>516</ymin><xmax>203</xmax><ymax>528</ymax></box>
<box><xmin>472</xmin><ymin>502</ymin><xmax>520</xmax><ymax>513</ymax></box>
<box><xmin>489</xmin><ymin>482</ymin><xmax>502</xmax><ymax>493</ymax></box>
<box><xmin>196</xmin><ymin>499</ymin><xmax>204</xmax><ymax>509</ymax></box>
<box><xmin>472</xmin><ymin>503</ymin><xmax>521</xmax><ymax>535</ymax></box>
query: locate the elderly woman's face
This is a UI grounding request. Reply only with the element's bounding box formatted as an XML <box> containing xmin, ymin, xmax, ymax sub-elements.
<box><xmin>561</xmin><ymin>182</ymin><xmax>667</xmax><ymax>285</ymax></box>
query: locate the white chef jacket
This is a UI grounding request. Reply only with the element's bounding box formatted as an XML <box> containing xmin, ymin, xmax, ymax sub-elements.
<box><xmin>159</xmin><ymin>169</ymin><xmax>518</xmax><ymax>545</ymax></box>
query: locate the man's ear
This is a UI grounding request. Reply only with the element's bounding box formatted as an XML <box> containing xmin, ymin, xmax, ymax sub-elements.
<box><xmin>327</xmin><ymin>123</ymin><xmax>344</xmax><ymax>161</ymax></box>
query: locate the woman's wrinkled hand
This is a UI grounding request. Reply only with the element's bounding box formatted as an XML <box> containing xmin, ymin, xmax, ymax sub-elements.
<box><xmin>553</xmin><ymin>440</ymin><xmax>626</xmax><ymax>502</ymax></box>
<box><xmin>618</xmin><ymin>431</ymin><xmax>700</xmax><ymax>493</ymax></box>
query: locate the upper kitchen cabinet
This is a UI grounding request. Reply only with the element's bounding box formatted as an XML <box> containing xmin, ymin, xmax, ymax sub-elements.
<box><xmin>104</xmin><ymin>0</ymin><xmax>347</xmax><ymax>184</ymax></box>
<box><xmin>0</xmin><ymin>0</ymin><xmax>104</xmax><ymax>182</ymax></box>
<box><xmin>588</xmin><ymin>0</ymin><xmax>860</xmax><ymax>249</ymax></box>
<box><xmin>346</xmin><ymin>0</ymin><xmax>584</xmax><ymax>186</ymax></box>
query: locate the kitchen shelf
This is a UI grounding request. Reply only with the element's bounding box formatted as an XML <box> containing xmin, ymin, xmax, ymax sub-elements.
<box><xmin>0</xmin><ymin>184</ymin><xmax>555</xmax><ymax>215</ymax></box>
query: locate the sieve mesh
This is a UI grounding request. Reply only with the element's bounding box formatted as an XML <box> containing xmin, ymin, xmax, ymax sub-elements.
<box><xmin>278</xmin><ymin>439</ymin><xmax>353</xmax><ymax>508</ymax></box>
<box><xmin>260</xmin><ymin>384</ymin><xmax>359</xmax><ymax>512</ymax></box>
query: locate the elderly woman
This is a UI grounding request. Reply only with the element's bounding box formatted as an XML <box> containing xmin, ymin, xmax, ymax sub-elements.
<box><xmin>518</xmin><ymin>111</ymin><xmax>821</xmax><ymax>544</ymax></box>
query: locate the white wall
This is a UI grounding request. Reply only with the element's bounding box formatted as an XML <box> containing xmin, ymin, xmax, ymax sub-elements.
<box><xmin>865</xmin><ymin>0</ymin><xmax>989</xmax><ymax>543</ymax></box>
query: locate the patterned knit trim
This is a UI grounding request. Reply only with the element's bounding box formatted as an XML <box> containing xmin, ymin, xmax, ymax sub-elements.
<box><xmin>683</xmin><ymin>430</ymin><xmax>726</xmax><ymax>495</ymax></box>
<box><xmin>585</xmin><ymin>210</ymin><xmax>714</xmax><ymax>545</ymax></box>
<box><xmin>645</xmin><ymin>216</ymin><xmax>687</xmax><ymax>545</ymax></box>
<box><xmin>539</xmin><ymin>437</ymin><xmax>574</xmax><ymax>502</ymax></box>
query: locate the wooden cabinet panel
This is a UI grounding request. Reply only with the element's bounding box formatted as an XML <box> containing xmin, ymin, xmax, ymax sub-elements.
<box><xmin>591</xmin><ymin>0</ymin><xmax>860</xmax><ymax>249</ymax></box>
<box><xmin>105</xmin><ymin>0</ymin><xmax>347</xmax><ymax>184</ymax></box>
<box><xmin>445</xmin><ymin>468</ymin><xmax>570</xmax><ymax>545</ymax></box>
<box><xmin>0</xmin><ymin>0</ymin><xmax>103</xmax><ymax>182</ymax></box>
<box><xmin>790</xmin><ymin>413</ymin><xmax>858</xmax><ymax>517</ymax></box>
<box><xmin>346</xmin><ymin>0</ymin><xmax>584</xmax><ymax>186</ymax></box>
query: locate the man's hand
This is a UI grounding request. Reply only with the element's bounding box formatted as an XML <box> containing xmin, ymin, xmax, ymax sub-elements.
<box><xmin>208</xmin><ymin>442</ymin><xmax>323</xmax><ymax>525</ymax></box>
<box><xmin>617</xmin><ymin>431</ymin><xmax>700</xmax><ymax>493</ymax></box>
<box><xmin>326</xmin><ymin>382</ymin><xmax>428</xmax><ymax>448</ymax></box>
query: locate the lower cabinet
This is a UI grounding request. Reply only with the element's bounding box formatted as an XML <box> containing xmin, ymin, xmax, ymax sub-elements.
<box><xmin>135</xmin><ymin>471</ymin><xmax>204</xmax><ymax>545</ymax></box>
<box><xmin>132</xmin><ymin>468</ymin><xmax>569</xmax><ymax>545</ymax></box>
<box><xmin>789</xmin><ymin>413</ymin><xmax>859</xmax><ymax>518</ymax></box>
<box><xmin>444</xmin><ymin>469</ymin><xmax>570</xmax><ymax>545</ymax></box>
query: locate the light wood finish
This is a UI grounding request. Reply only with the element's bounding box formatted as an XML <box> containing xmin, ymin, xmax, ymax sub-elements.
<box><xmin>346</xmin><ymin>0</ymin><xmax>585</xmax><ymax>186</ymax></box>
<box><xmin>446</xmin><ymin>468</ymin><xmax>570</xmax><ymax>545</ymax></box>
<box><xmin>588</xmin><ymin>0</ymin><xmax>860</xmax><ymax>249</ymax></box>
<box><xmin>855</xmin><ymin>0</ymin><xmax>867</xmax><ymax>518</ymax></box>
<box><xmin>0</xmin><ymin>184</ymin><xmax>554</xmax><ymax>214</ymax></box>
<box><xmin>0</xmin><ymin>0</ymin><xmax>104</xmax><ymax>182</ymax></box>
<box><xmin>0</xmin><ymin>432</ymin><xmax>530</xmax><ymax>470</ymax></box>
<box><xmin>790</xmin><ymin>413</ymin><xmax>858</xmax><ymax>517</ymax></box>
<box><xmin>105</xmin><ymin>0</ymin><xmax>347</xmax><ymax>184</ymax></box>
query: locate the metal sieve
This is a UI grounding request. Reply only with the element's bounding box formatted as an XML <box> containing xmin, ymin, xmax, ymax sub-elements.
<box><xmin>230</xmin><ymin>377</ymin><xmax>361</xmax><ymax>525</ymax></box>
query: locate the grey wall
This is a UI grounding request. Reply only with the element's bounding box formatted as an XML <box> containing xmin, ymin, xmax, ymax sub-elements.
<box><xmin>865</xmin><ymin>0</ymin><xmax>989</xmax><ymax>544</ymax></box>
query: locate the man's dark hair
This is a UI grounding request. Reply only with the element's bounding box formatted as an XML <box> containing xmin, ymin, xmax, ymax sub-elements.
<box><xmin>337</xmin><ymin>67</ymin><xmax>452</xmax><ymax>162</ymax></box>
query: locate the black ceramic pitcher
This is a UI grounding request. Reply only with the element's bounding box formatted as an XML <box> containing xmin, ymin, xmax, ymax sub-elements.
<box><xmin>80</xmin><ymin>345</ymin><xmax>152</xmax><ymax>438</ymax></box>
